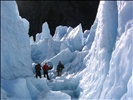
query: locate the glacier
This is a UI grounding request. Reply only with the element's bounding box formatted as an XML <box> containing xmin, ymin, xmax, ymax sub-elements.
<box><xmin>1</xmin><ymin>1</ymin><xmax>132</xmax><ymax>100</ymax></box>
<box><xmin>1</xmin><ymin>1</ymin><xmax>33</xmax><ymax>79</ymax></box>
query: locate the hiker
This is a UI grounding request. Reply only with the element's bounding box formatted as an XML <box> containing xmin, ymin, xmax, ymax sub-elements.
<box><xmin>42</xmin><ymin>63</ymin><xmax>50</xmax><ymax>80</ymax></box>
<box><xmin>57</xmin><ymin>61</ymin><xmax>64</xmax><ymax>76</ymax></box>
<box><xmin>35</xmin><ymin>63</ymin><xmax>41</xmax><ymax>78</ymax></box>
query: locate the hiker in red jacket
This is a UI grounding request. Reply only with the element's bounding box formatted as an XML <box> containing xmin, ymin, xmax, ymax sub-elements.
<box><xmin>42</xmin><ymin>63</ymin><xmax>50</xmax><ymax>80</ymax></box>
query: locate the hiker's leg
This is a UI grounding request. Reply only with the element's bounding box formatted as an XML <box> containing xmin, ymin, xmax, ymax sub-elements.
<box><xmin>60</xmin><ymin>71</ymin><xmax>62</xmax><ymax>76</ymax></box>
<box><xmin>58</xmin><ymin>72</ymin><xmax>60</xmax><ymax>76</ymax></box>
<box><xmin>57</xmin><ymin>71</ymin><xmax>59</xmax><ymax>76</ymax></box>
<box><xmin>46</xmin><ymin>72</ymin><xmax>50</xmax><ymax>80</ymax></box>
<box><xmin>39</xmin><ymin>72</ymin><xmax>41</xmax><ymax>78</ymax></box>
<box><xmin>43</xmin><ymin>71</ymin><xmax>46</xmax><ymax>77</ymax></box>
<box><xmin>59</xmin><ymin>71</ymin><xmax>61</xmax><ymax>76</ymax></box>
<box><xmin>36</xmin><ymin>73</ymin><xmax>37</xmax><ymax>78</ymax></box>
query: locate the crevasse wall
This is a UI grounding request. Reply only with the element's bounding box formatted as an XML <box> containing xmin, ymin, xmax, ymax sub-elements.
<box><xmin>1</xmin><ymin>1</ymin><xmax>33</xmax><ymax>79</ymax></box>
<box><xmin>78</xmin><ymin>1</ymin><xmax>132</xmax><ymax>100</ymax></box>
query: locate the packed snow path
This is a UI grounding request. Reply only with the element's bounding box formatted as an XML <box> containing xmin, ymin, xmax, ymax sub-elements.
<box><xmin>47</xmin><ymin>77</ymin><xmax>79</xmax><ymax>100</ymax></box>
<box><xmin>46</xmin><ymin>77</ymin><xmax>79</xmax><ymax>100</ymax></box>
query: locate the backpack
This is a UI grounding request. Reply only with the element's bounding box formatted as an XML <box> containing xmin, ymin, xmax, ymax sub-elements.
<box><xmin>61</xmin><ymin>64</ymin><xmax>64</xmax><ymax>69</ymax></box>
<box><xmin>57</xmin><ymin>63</ymin><xmax>64</xmax><ymax>70</ymax></box>
<box><xmin>47</xmin><ymin>62</ymin><xmax>53</xmax><ymax>70</ymax></box>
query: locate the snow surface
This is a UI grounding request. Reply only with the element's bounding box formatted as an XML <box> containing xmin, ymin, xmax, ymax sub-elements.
<box><xmin>62</xmin><ymin>24</ymin><xmax>84</xmax><ymax>51</ymax></box>
<box><xmin>1</xmin><ymin>1</ymin><xmax>133</xmax><ymax>100</ymax></box>
<box><xmin>53</xmin><ymin>26</ymin><xmax>68</xmax><ymax>41</ymax></box>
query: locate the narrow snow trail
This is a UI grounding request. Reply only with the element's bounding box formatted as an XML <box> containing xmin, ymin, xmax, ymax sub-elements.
<box><xmin>46</xmin><ymin>76</ymin><xmax>79</xmax><ymax>100</ymax></box>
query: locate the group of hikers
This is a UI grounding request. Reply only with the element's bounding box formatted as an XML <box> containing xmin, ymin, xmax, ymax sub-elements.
<box><xmin>35</xmin><ymin>61</ymin><xmax>64</xmax><ymax>80</ymax></box>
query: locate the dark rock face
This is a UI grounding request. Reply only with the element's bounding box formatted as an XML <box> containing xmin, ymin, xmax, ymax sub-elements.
<box><xmin>16</xmin><ymin>1</ymin><xmax>99</xmax><ymax>40</ymax></box>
